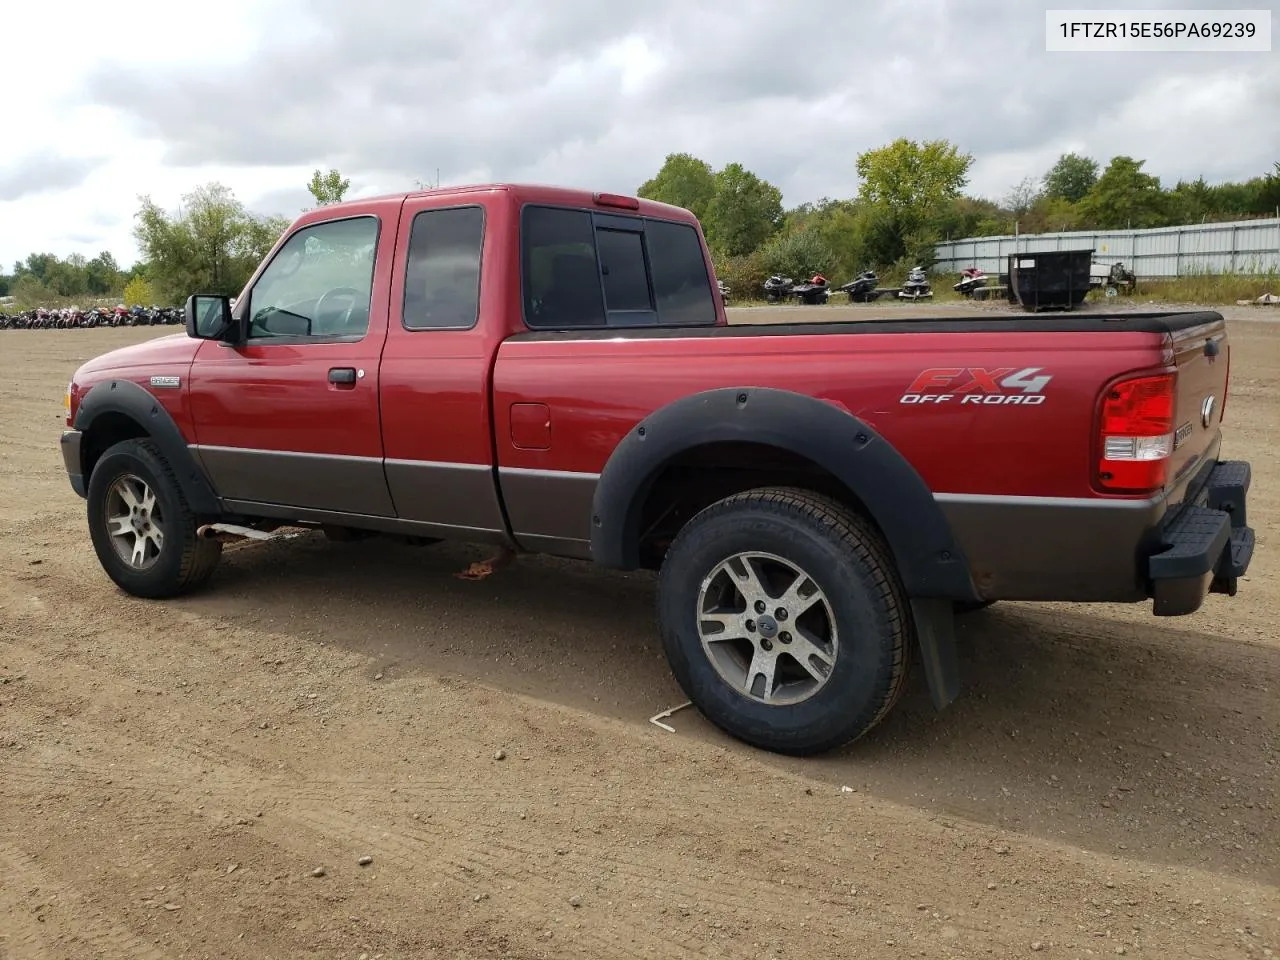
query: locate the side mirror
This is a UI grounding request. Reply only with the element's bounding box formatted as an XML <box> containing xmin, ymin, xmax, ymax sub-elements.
<box><xmin>184</xmin><ymin>294</ymin><xmax>239</xmax><ymax>343</ymax></box>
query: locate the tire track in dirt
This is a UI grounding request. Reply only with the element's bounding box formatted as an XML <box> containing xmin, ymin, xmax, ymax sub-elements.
<box><xmin>3</xmin><ymin>632</ymin><xmax>1275</xmax><ymax>959</ymax></box>
<box><xmin>1</xmin><ymin>686</ymin><xmax>721</xmax><ymax>959</ymax></box>
<box><xmin>0</xmin><ymin>843</ymin><xmax>172</xmax><ymax>960</ymax></box>
<box><xmin>2</xmin><ymin>687</ymin><xmax>839</xmax><ymax>958</ymax></box>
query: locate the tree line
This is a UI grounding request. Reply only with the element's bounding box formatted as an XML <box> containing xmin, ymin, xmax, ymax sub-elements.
<box><xmin>637</xmin><ymin>143</ymin><xmax>1280</xmax><ymax>298</ymax></box>
<box><xmin>3</xmin><ymin>145</ymin><xmax>1277</xmax><ymax>309</ymax></box>
<box><xmin>0</xmin><ymin>170</ymin><xmax>350</xmax><ymax>308</ymax></box>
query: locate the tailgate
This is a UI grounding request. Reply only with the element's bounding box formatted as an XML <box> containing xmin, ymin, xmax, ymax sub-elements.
<box><xmin>1166</xmin><ymin>316</ymin><xmax>1229</xmax><ymax>492</ymax></box>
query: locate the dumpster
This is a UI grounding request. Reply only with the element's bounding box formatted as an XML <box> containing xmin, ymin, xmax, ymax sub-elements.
<box><xmin>1006</xmin><ymin>249</ymin><xmax>1094</xmax><ymax>311</ymax></box>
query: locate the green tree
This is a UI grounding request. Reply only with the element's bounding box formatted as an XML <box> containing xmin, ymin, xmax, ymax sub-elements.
<box><xmin>855</xmin><ymin>138</ymin><xmax>973</xmax><ymax>212</ymax></box>
<box><xmin>11</xmin><ymin>274</ymin><xmax>53</xmax><ymax>308</ymax></box>
<box><xmin>1004</xmin><ymin>176</ymin><xmax>1042</xmax><ymax>216</ymax></box>
<box><xmin>637</xmin><ymin>153</ymin><xmax>717</xmax><ymax>222</ymax></box>
<box><xmin>15</xmin><ymin>253</ymin><xmax>59</xmax><ymax>284</ymax></box>
<box><xmin>1076</xmin><ymin>156</ymin><xmax>1167</xmax><ymax>229</ymax></box>
<box><xmin>757</xmin><ymin>229</ymin><xmax>835</xmax><ymax>280</ymax></box>
<box><xmin>703</xmin><ymin>162</ymin><xmax>784</xmax><ymax>257</ymax></box>
<box><xmin>854</xmin><ymin>138</ymin><xmax>973</xmax><ymax>265</ymax></box>
<box><xmin>779</xmin><ymin>198</ymin><xmax>870</xmax><ymax>278</ymax></box>
<box><xmin>85</xmin><ymin>251</ymin><xmax>122</xmax><ymax>295</ymax></box>
<box><xmin>1042</xmin><ymin>153</ymin><xmax>1099</xmax><ymax>203</ymax></box>
<box><xmin>133</xmin><ymin>182</ymin><xmax>288</xmax><ymax>303</ymax></box>
<box><xmin>1245</xmin><ymin>161</ymin><xmax>1280</xmax><ymax>214</ymax></box>
<box><xmin>307</xmin><ymin>168</ymin><xmax>351</xmax><ymax>207</ymax></box>
<box><xmin>55</xmin><ymin>253</ymin><xmax>90</xmax><ymax>297</ymax></box>
<box><xmin>122</xmin><ymin>275</ymin><xmax>156</xmax><ymax>305</ymax></box>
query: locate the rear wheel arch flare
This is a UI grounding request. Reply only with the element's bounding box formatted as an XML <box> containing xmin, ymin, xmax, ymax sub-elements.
<box><xmin>589</xmin><ymin>386</ymin><xmax>978</xmax><ymax>600</ymax></box>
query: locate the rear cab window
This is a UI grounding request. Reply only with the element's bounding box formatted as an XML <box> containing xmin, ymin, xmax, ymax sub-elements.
<box><xmin>521</xmin><ymin>205</ymin><xmax>717</xmax><ymax>330</ymax></box>
<box><xmin>401</xmin><ymin>205</ymin><xmax>485</xmax><ymax>331</ymax></box>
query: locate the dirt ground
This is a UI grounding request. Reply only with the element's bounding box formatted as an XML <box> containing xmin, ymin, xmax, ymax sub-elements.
<box><xmin>1</xmin><ymin>302</ymin><xmax>1277</xmax><ymax>959</ymax></box>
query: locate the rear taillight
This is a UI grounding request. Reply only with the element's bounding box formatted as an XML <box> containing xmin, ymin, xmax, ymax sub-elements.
<box><xmin>1096</xmin><ymin>372</ymin><xmax>1175</xmax><ymax>492</ymax></box>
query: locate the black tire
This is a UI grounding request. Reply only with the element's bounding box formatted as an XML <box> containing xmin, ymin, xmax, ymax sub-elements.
<box><xmin>86</xmin><ymin>438</ymin><xmax>222</xmax><ymax>599</ymax></box>
<box><xmin>657</xmin><ymin>486</ymin><xmax>912</xmax><ymax>755</ymax></box>
<box><xmin>954</xmin><ymin>599</ymin><xmax>996</xmax><ymax>614</ymax></box>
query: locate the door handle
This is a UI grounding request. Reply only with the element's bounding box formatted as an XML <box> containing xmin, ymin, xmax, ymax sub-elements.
<box><xmin>328</xmin><ymin>367</ymin><xmax>357</xmax><ymax>384</ymax></box>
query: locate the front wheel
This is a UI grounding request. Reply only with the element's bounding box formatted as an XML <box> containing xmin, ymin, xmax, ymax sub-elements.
<box><xmin>86</xmin><ymin>438</ymin><xmax>222</xmax><ymax>599</ymax></box>
<box><xmin>657</xmin><ymin>487</ymin><xmax>912</xmax><ymax>755</ymax></box>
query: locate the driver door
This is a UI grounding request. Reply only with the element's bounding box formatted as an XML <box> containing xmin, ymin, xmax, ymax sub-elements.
<box><xmin>187</xmin><ymin>200</ymin><xmax>399</xmax><ymax>516</ymax></box>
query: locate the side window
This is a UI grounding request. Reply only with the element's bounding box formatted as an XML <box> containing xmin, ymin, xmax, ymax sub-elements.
<box><xmin>245</xmin><ymin>215</ymin><xmax>378</xmax><ymax>341</ymax></box>
<box><xmin>522</xmin><ymin>207</ymin><xmax>605</xmax><ymax>328</ymax></box>
<box><xmin>402</xmin><ymin>206</ymin><xmax>485</xmax><ymax>330</ymax></box>
<box><xmin>645</xmin><ymin>220</ymin><xmax>717</xmax><ymax>326</ymax></box>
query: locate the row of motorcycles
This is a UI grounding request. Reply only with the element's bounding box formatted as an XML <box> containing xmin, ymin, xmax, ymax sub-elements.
<box><xmin>761</xmin><ymin>267</ymin><xmax>937</xmax><ymax>305</ymax></box>
<box><xmin>0</xmin><ymin>304</ymin><xmax>183</xmax><ymax>330</ymax></box>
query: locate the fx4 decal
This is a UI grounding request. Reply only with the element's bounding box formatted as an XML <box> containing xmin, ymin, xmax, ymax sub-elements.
<box><xmin>900</xmin><ymin>366</ymin><xmax>1053</xmax><ymax>406</ymax></box>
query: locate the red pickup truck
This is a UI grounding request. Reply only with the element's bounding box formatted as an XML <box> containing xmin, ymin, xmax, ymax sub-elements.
<box><xmin>60</xmin><ymin>183</ymin><xmax>1255</xmax><ymax>755</ymax></box>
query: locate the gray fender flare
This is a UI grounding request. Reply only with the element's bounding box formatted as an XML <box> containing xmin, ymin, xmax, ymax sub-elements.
<box><xmin>73</xmin><ymin>378</ymin><xmax>221</xmax><ymax>515</ymax></box>
<box><xmin>590</xmin><ymin>386</ymin><xmax>976</xmax><ymax>601</ymax></box>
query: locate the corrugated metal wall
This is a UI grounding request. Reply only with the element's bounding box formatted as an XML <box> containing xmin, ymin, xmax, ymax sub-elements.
<box><xmin>932</xmin><ymin>218</ymin><xmax>1280</xmax><ymax>277</ymax></box>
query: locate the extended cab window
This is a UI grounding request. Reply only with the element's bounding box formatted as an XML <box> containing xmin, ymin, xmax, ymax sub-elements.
<box><xmin>521</xmin><ymin>205</ymin><xmax>716</xmax><ymax>330</ymax></box>
<box><xmin>245</xmin><ymin>215</ymin><xmax>378</xmax><ymax>341</ymax></box>
<box><xmin>402</xmin><ymin>206</ymin><xmax>485</xmax><ymax>330</ymax></box>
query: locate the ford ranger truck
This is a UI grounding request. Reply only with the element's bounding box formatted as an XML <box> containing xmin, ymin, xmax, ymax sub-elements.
<box><xmin>58</xmin><ymin>184</ymin><xmax>1255</xmax><ymax>756</ymax></box>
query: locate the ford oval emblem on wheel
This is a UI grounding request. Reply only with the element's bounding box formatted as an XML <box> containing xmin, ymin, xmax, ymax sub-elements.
<box><xmin>1201</xmin><ymin>394</ymin><xmax>1216</xmax><ymax>427</ymax></box>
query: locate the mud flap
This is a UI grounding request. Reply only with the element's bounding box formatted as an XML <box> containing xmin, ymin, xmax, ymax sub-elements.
<box><xmin>910</xmin><ymin>598</ymin><xmax>960</xmax><ymax>710</ymax></box>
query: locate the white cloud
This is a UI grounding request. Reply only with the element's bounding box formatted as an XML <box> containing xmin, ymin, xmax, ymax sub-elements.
<box><xmin>1</xmin><ymin>0</ymin><xmax>1275</xmax><ymax>270</ymax></box>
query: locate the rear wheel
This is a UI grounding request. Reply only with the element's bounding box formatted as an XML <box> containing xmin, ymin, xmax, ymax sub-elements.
<box><xmin>657</xmin><ymin>487</ymin><xmax>912</xmax><ymax>755</ymax></box>
<box><xmin>86</xmin><ymin>438</ymin><xmax>222</xmax><ymax>599</ymax></box>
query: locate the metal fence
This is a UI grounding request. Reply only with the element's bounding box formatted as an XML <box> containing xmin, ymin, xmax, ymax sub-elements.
<box><xmin>932</xmin><ymin>217</ymin><xmax>1280</xmax><ymax>278</ymax></box>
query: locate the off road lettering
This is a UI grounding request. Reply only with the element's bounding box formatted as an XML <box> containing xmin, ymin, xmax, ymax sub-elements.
<box><xmin>902</xmin><ymin>365</ymin><xmax>1054</xmax><ymax>404</ymax></box>
<box><xmin>960</xmin><ymin>394</ymin><xmax>1046</xmax><ymax>405</ymax></box>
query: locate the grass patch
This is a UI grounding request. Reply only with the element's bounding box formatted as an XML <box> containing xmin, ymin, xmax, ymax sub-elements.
<box><xmin>1121</xmin><ymin>270</ymin><xmax>1280</xmax><ymax>305</ymax></box>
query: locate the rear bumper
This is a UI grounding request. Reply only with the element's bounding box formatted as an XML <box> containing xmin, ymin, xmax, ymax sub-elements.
<box><xmin>61</xmin><ymin>429</ymin><xmax>86</xmax><ymax>498</ymax></box>
<box><xmin>1148</xmin><ymin>460</ymin><xmax>1254</xmax><ymax>616</ymax></box>
<box><xmin>935</xmin><ymin>455</ymin><xmax>1254</xmax><ymax>612</ymax></box>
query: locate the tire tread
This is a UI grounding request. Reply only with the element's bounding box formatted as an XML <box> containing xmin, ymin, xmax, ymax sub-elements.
<box><xmin>88</xmin><ymin>438</ymin><xmax>221</xmax><ymax>598</ymax></box>
<box><xmin>660</xmin><ymin>485</ymin><xmax>913</xmax><ymax>753</ymax></box>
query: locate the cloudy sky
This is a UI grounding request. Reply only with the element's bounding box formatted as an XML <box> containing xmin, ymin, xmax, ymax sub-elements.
<box><xmin>2</xmin><ymin>0</ymin><xmax>1275</xmax><ymax>270</ymax></box>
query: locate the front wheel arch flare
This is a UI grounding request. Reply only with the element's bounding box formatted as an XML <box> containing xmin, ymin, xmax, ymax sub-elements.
<box><xmin>590</xmin><ymin>386</ymin><xmax>977</xmax><ymax>601</ymax></box>
<box><xmin>74</xmin><ymin>378</ymin><xmax>221</xmax><ymax>516</ymax></box>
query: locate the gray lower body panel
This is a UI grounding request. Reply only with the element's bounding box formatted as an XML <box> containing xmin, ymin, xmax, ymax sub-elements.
<box><xmin>499</xmin><ymin>467</ymin><xmax>598</xmax><ymax>560</ymax></box>
<box><xmin>194</xmin><ymin>445</ymin><xmax>395</xmax><ymax>517</ymax></box>
<box><xmin>385</xmin><ymin>459</ymin><xmax>507</xmax><ymax>533</ymax></box>
<box><xmin>935</xmin><ymin>493</ymin><xmax>1164</xmax><ymax>602</ymax></box>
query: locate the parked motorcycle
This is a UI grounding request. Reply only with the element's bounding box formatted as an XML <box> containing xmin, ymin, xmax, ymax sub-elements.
<box><xmin>791</xmin><ymin>273</ymin><xmax>830</xmax><ymax>305</ymax></box>
<box><xmin>0</xmin><ymin>302</ymin><xmax>183</xmax><ymax>332</ymax></box>
<box><xmin>953</xmin><ymin>267</ymin><xmax>987</xmax><ymax>297</ymax></box>
<box><xmin>838</xmin><ymin>270</ymin><xmax>879</xmax><ymax>303</ymax></box>
<box><xmin>898</xmin><ymin>266</ymin><xmax>933</xmax><ymax>300</ymax></box>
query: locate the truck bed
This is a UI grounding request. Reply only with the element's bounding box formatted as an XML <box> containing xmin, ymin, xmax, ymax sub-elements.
<box><xmin>493</xmin><ymin>307</ymin><xmax>1230</xmax><ymax>601</ymax></box>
